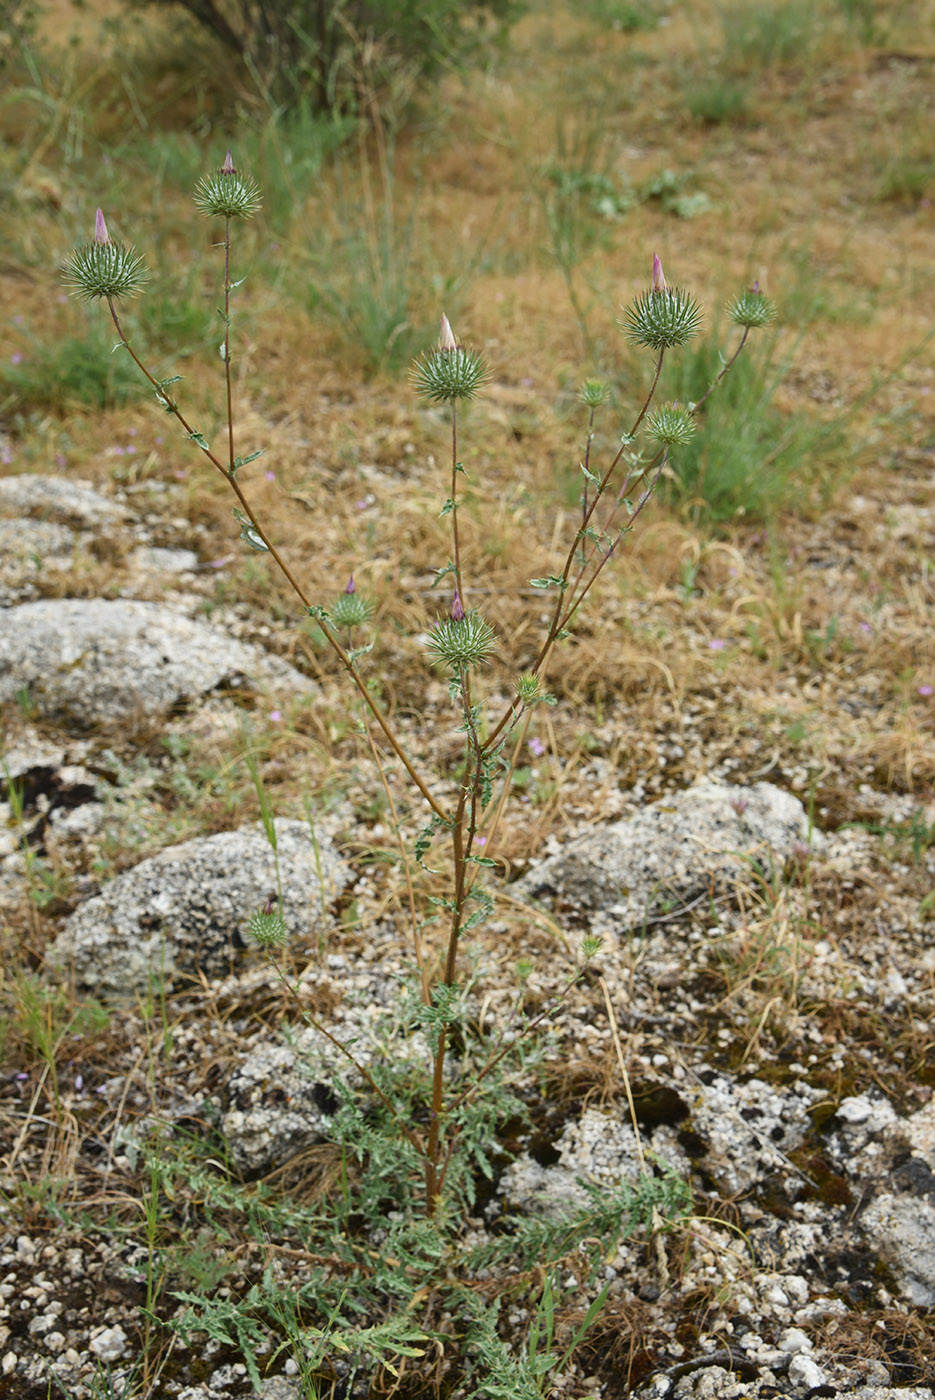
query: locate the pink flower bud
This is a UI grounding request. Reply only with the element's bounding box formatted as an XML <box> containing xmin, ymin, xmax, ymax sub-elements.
<box><xmin>752</xmin><ymin>279</ymin><xmax>760</xmax><ymax>294</ymax></box>
<box><xmin>451</xmin><ymin>590</ymin><xmax>465</xmax><ymax>621</ymax></box>
<box><xmin>222</xmin><ymin>150</ymin><xmax>235</xmax><ymax>174</ymax></box>
<box><xmin>94</xmin><ymin>208</ymin><xmax>111</xmax><ymax>245</ymax></box>
<box><xmin>345</xmin><ymin>574</ymin><xmax>355</xmax><ymax>594</ymax></box>
<box><xmin>652</xmin><ymin>253</ymin><xmax>667</xmax><ymax>293</ymax></box>
<box><xmin>439</xmin><ymin>314</ymin><xmax>457</xmax><ymax>352</ymax></box>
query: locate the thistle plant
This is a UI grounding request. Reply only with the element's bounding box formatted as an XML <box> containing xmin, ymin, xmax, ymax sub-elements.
<box><xmin>65</xmin><ymin>158</ymin><xmax>772</xmax><ymax>1379</ymax></box>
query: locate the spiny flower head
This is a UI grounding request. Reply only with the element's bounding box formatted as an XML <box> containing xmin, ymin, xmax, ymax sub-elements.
<box><xmin>578</xmin><ymin>378</ymin><xmax>609</xmax><ymax>408</ymax></box>
<box><xmin>728</xmin><ymin>279</ymin><xmax>777</xmax><ymax>329</ymax></box>
<box><xmin>425</xmin><ymin>609</ymin><xmax>497</xmax><ymax>671</ymax></box>
<box><xmin>330</xmin><ymin>575</ymin><xmax>374</xmax><ymax>628</ymax></box>
<box><xmin>194</xmin><ymin>151</ymin><xmax>262</xmax><ymax>220</ymax></box>
<box><xmin>620</xmin><ymin>255</ymin><xmax>702</xmax><ymax>352</ymax></box>
<box><xmin>646</xmin><ymin>402</ymin><xmax>695</xmax><ymax>448</ymax></box>
<box><xmin>63</xmin><ymin>208</ymin><xmax>148</xmax><ymax>302</ymax></box>
<box><xmin>410</xmin><ymin>315</ymin><xmax>490</xmax><ymax>404</ymax></box>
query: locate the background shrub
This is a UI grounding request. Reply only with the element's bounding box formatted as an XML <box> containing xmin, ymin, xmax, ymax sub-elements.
<box><xmin>131</xmin><ymin>0</ymin><xmax>524</xmax><ymax>111</ymax></box>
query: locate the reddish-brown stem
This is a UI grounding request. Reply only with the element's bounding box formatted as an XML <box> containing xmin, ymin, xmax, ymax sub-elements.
<box><xmin>692</xmin><ymin>326</ymin><xmax>749</xmax><ymax>414</ymax></box>
<box><xmin>433</xmin><ymin>961</ymin><xmax>588</xmax><ymax>1201</ymax></box>
<box><xmin>223</xmin><ymin>217</ymin><xmax>235</xmax><ymax>472</ymax></box>
<box><xmin>450</xmin><ymin>407</ymin><xmax>464</xmax><ymax>606</ymax></box>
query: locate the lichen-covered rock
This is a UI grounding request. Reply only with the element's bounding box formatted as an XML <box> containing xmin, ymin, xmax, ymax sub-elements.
<box><xmin>860</xmin><ymin>1191</ymin><xmax>935</xmax><ymax>1306</ymax></box>
<box><xmin>497</xmin><ymin>1106</ymin><xmax>689</xmax><ymax>1219</ymax></box>
<box><xmin>0</xmin><ymin>598</ymin><xmax>312</xmax><ymax>726</ymax></box>
<box><xmin>688</xmin><ymin>1070</ymin><xmax>823</xmax><ymax>1196</ymax></box>
<box><xmin>218</xmin><ymin>952</ymin><xmax>432</xmax><ymax>1174</ymax></box>
<box><xmin>0</xmin><ymin>473</ymin><xmax>129</xmax><ymax>524</ymax></box>
<box><xmin>517</xmin><ymin>779</ymin><xmax>821</xmax><ymax>933</ymax></box>
<box><xmin>0</xmin><ymin>517</ymin><xmax>77</xmax><ymax>562</ymax></box>
<box><xmin>49</xmin><ymin>819</ymin><xmax>349</xmax><ymax>998</ymax></box>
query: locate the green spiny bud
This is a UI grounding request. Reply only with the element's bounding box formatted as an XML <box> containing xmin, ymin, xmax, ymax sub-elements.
<box><xmin>728</xmin><ymin>280</ymin><xmax>776</xmax><ymax>329</ymax></box>
<box><xmin>425</xmin><ymin>611</ymin><xmax>497</xmax><ymax>671</ymax></box>
<box><xmin>579</xmin><ymin>378</ymin><xmax>609</xmax><ymax>408</ymax></box>
<box><xmin>620</xmin><ymin>256</ymin><xmax>702</xmax><ymax>351</ymax></box>
<box><xmin>517</xmin><ymin>672</ymin><xmax>541</xmax><ymax>704</ymax></box>
<box><xmin>647</xmin><ymin>403</ymin><xmax>695</xmax><ymax>448</ymax></box>
<box><xmin>248</xmin><ymin>896</ymin><xmax>286</xmax><ymax>949</ymax></box>
<box><xmin>410</xmin><ymin>315</ymin><xmax>490</xmax><ymax>404</ymax></box>
<box><xmin>194</xmin><ymin>150</ymin><xmax>262</xmax><ymax>220</ymax></box>
<box><xmin>330</xmin><ymin>579</ymin><xmax>374</xmax><ymax>628</ymax></box>
<box><xmin>64</xmin><ymin>208</ymin><xmax>148</xmax><ymax>302</ymax></box>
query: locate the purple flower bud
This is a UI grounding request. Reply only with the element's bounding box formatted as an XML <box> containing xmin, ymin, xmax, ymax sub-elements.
<box><xmin>222</xmin><ymin>150</ymin><xmax>235</xmax><ymax>174</ymax></box>
<box><xmin>652</xmin><ymin>253</ymin><xmax>667</xmax><ymax>293</ymax></box>
<box><xmin>451</xmin><ymin>590</ymin><xmax>465</xmax><ymax>621</ymax></box>
<box><xmin>345</xmin><ymin>574</ymin><xmax>355</xmax><ymax>594</ymax></box>
<box><xmin>94</xmin><ymin>208</ymin><xmax>111</xmax><ymax>245</ymax></box>
<box><xmin>439</xmin><ymin>314</ymin><xmax>457</xmax><ymax>352</ymax></box>
<box><xmin>752</xmin><ymin>279</ymin><xmax>760</xmax><ymax>294</ymax></box>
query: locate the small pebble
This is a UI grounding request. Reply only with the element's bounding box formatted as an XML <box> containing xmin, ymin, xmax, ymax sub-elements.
<box><xmin>778</xmin><ymin>1326</ymin><xmax>812</xmax><ymax>1354</ymax></box>
<box><xmin>788</xmin><ymin>1354</ymin><xmax>825</xmax><ymax>1389</ymax></box>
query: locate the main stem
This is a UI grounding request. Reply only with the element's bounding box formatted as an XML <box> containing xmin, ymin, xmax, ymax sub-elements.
<box><xmin>424</xmin><ymin>400</ymin><xmax>486</xmax><ymax>1213</ymax></box>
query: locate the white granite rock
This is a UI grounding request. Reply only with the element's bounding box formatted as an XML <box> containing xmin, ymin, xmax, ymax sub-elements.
<box><xmin>517</xmin><ymin>779</ymin><xmax>821</xmax><ymax>932</ymax></box>
<box><xmin>0</xmin><ymin>598</ymin><xmax>312</xmax><ymax>726</ymax></box>
<box><xmin>49</xmin><ymin>818</ymin><xmax>349</xmax><ymax>997</ymax></box>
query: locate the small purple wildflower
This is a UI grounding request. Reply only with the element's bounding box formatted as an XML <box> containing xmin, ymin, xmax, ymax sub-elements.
<box><xmin>919</xmin><ymin>685</ymin><xmax>933</xmax><ymax>698</ymax></box>
<box><xmin>708</xmin><ymin>638</ymin><xmax>727</xmax><ymax>651</ymax></box>
<box><xmin>451</xmin><ymin>590</ymin><xmax>465</xmax><ymax>621</ymax></box>
<box><xmin>528</xmin><ymin>736</ymin><xmax>546</xmax><ymax>758</ymax></box>
<box><xmin>270</xmin><ymin>709</ymin><xmax>283</xmax><ymax>722</ymax></box>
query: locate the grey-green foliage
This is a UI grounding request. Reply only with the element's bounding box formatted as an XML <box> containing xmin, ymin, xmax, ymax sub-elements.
<box><xmin>157</xmin><ymin>1025</ymin><xmax>690</xmax><ymax>1393</ymax></box>
<box><xmin>130</xmin><ymin>0</ymin><xmax>524</xmax><ymax>111</ymax></box>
